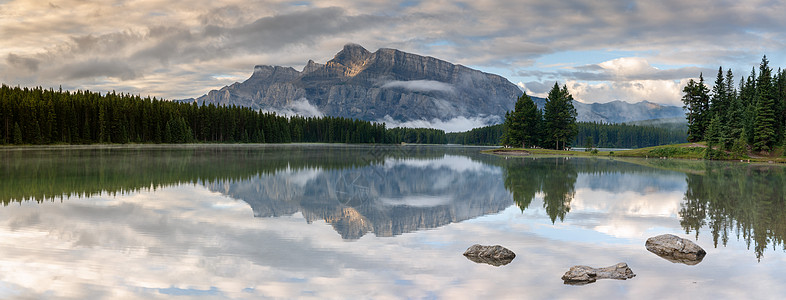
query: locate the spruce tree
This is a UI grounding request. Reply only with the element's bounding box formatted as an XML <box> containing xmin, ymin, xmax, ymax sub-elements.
<box><xmin>502</xmin><ymin>92</ymin><xmax>542</xmax><ymax>148</ymax></box>
<box><xmin>753</xmin><ymin>55</ymin><xmax>776</xmax><ymax>151</ymax></box>
<box><xmin>682</xmin><ymin>76</ymin><xmax>711</xmax><ymax>142</ymax></box>
<box><xmin>543</xmin><ymin>83</ymin><xmax>578</xmax><ymax>150</ymax></box>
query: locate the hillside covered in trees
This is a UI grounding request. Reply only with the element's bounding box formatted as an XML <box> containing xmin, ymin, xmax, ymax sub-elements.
<box><xmin>682</xmin><ymin>56</ymin><xmax>786</xmax><ymax>155</ymax></box>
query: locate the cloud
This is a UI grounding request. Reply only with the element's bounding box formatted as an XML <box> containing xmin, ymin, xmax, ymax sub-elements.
<box><xmin>1</xmin><ymin>0</ymin><xmax>786</xmax><ymax>105</ymax></box>
<box><xmin>518</xmin><ymin>57</ymin><xmax>712</xmax><ymax>104</ymax></box>
<box><xmin>379</xmin><ymin>114</ymin><xmax>502</xmax><ymax>133</ymax></box>
<box><xmin>6</xmin><ymin>53</ymin><xmax>40</xmax><ymax>72</ymax></box>
<box><xmin>565</xmin><ymin>78</ymin><xmax>693</xmax><ymax>106</ymax></box>
<box><xmin>263</xmin><ymin>98</ymin><xmax>324</xmax><ymax>118</ymax></box>
<box><xmin>381</xmin><ymin>80</ymin><xmax>455</xmax><ymax>93</ymax></box>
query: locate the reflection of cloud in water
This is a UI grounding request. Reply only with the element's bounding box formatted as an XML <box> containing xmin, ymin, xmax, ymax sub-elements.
<box><xmin>1</xmin><ymin>185</ymin><xmax>782</xmax><ymax>299</ymax></box>
<box><xmin>383</xmin><ymin>154</ymin><xmax>500</xmax><ymax>174</ymax></box>
<box><xmin>378</xmin><ymin>195</ymin><xmax>453</xmax><ymax>207</ymax></box>
<box><xmin>2</xmin><ymin>156</ymin><xmax>786</xmax><ymax>298</ymax></box>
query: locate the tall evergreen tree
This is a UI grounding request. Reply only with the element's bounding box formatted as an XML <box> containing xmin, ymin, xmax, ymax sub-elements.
<box><xmin>543</xmin><ymin>83</ymin><xmax>577</xmax><ymax>150</ymax></box>
<box><xmin>682</xmin><ymin>74</ymin><xmax>711</xmax><ymax>142</ymax></box>
<box><xmin>502</xmin><ymin>92</ymin><xmax>542</xmax><ymax>148</ymax></box>
<box><xmin>753</xmin><ymin>56</ymin><xmax>776</xmax><ymax>151</ymax></box>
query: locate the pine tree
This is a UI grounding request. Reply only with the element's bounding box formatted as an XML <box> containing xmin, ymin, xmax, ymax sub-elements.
<box><xmin>543</xmin><ymin>83</ymin><xmax>578</xmax><ymax>150</ymax></box>
<box><xmin>682</xmin><ymin>74</ymin><xmax>711</xmax><ymax>142</ymax></box>
<box><xmin>753</xmin><ymin>55</ymin><xmax>776</xmax><ymax>151</ymax></box>
<box><xmin>502</xmin><ymin>92</ymin><xmax>542</xmax><ymax>148</ymax></box>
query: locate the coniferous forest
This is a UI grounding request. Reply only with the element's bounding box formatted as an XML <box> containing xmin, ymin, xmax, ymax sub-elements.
<box><xmin>444</xmin><ymin>122</ymin><xmax>686</xmax><ymax>148</ymax></box>
<box><xmin>0</xmin><ymin>84</ymin><xmax>446</xmax><ymax>145</ymax></box>
<box><xmin>682</xmin><ymin>56</ymin><xmax>786</xmax><ymax>154</ymax></box>
<box><xmin>2</xmin><ymin>83</ymin><xmax>688</xmax><ymax>148</ymax></box>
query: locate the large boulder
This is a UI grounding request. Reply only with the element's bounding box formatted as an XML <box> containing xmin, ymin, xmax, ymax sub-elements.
<box><xmin>561</xmin><ymin>262</ymin><xmax>636</xmax><ymax>285</ymax></box>
<box><xmin>645</xmin><ymin>234</ymin><xmax>706</xmax><ymax>265</ymax></box>
<box><xmin>463</xmin><ymin>244</ymin><xmax>516</xmax><ymax>266</ymax></box>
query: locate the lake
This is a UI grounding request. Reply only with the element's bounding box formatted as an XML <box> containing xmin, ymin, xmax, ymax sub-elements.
<box><xmin>1</xmin><ymin>144</ymin><xmax>784</xmax><ymax>299</ymax></box>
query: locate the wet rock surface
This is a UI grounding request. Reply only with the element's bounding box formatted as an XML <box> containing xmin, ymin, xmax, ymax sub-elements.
<box><xmin>646</xmin><ymin>234</ymin><xmax>706</xmax><ymax>265</ymax></box>
<box><xmin>463</xmin><ymin>244</ymin><xmax>516</xmax><ymax>266</ymax></box>
<box><xmin>561</xmin><ymin>263</ymin><xmax>636</xmax><ymax>285</ymax></box>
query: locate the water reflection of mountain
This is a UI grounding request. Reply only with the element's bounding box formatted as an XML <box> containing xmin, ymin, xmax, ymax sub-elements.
<box><xmin>4</xmin><ymin>145</ymin><xmax>785</xmax><ymax>258</ymax></box>
<box><xmin>207</xmin><ymin>155</ymin><xmax>512</xmax><ymax>239</ymax></box>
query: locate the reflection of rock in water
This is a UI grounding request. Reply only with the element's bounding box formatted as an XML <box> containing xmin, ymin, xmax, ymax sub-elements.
<box><xmin>645</xmin><ymin>234</ymin><xmax>706</xmax><ymax>265</ymax></box>
<box><xmin>206</xmin><ymin>157</ymin><xmax>512</xmax><ymax>239</ymax></box>
<box><xmin>463</xmin><ymin>244</ymin><xmax>516</xmax><ymax>266</ymax></box>
<box><xmin>561</xmin><ymin>263</ymin><xmax>636</xmax><ymax>285</ymax></box>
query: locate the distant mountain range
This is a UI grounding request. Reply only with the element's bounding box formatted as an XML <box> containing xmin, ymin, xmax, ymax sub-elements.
<box><xmin>528</xmin><ymin>97</ymin><xmax>686</xmax><ymax>124</ymax></box>
<box><xmin>183</xmin><ymin>44</ymin><xmax>685</xmax><ymax>127</ymax></box>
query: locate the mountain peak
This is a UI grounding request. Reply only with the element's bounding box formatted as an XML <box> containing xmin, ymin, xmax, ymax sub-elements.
<box><xmin>332</xmin><ymin>44</ymin><xmax>371</xmax><ymax>63</ymax></box>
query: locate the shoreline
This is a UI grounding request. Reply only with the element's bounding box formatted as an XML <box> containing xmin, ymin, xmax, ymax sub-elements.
<box><xmin>483</xmin><ymin>144</ymin><xmax>786</xmax><ymax>164</ymax></box>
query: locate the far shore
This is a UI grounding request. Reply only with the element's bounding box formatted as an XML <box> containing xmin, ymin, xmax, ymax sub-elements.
<box><xmin>483</xmin><ymin>143</ymin><xmax>786</xmax><ymax>164</ymax></box>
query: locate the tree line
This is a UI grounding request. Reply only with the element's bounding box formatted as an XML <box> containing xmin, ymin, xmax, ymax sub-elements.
<box><xmin>682</xmin><ymin>55</ymin><xmax>786</xmax><ymax>154</ymax></box>
<box><xmin>444</xmin><ymin>121</ymin><xmax>686</xmax><ymax>148</ymax></box>
<box><xmin>0</xmin><ymin>84</ymin><xmax>451</xmax><ymax>145</ymax></box>
<box><xmin>574</xmin><ymin>121</ymin><xmax>687</xmax><ymax>149</ymax></box>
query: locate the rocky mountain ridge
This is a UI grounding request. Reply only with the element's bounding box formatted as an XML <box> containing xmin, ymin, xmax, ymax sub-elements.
<box><xmin>189</xmin><ymin>43</ymin><xmax>520</xmax><ymax>123</ymax></box>
<box><xmin>186</xmin><ymin>44</ymin><xmax>685</xmax><ymax>126</ymax></box>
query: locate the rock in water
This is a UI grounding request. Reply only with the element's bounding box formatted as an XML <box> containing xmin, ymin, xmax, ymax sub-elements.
<box><xmin>645</xmin><ymin>234</ymin><xmax>706</xmax><ymax>265</ymax></box>
<box><xmin>463</xmin><ymin>244</ymin><xmax>516</xmax><ymax>266</ymax></box>
<box><xmin>561</xmin><ymin>263</ymin><xmax>636</xmax><ymax>285</ymax></box>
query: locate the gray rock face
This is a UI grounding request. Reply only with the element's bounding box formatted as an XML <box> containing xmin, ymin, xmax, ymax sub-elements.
<box><xmin>463</xmin><ymin>244</ymin><xmax>516</xmax><ymax>266</ymax></box>
<box><xmin>646</xmin><ymin>234</ymin><xmax>706</xmax><ymax>265</ymax></box>
<box><xmin>191</xmin><ymin>44</ymin><xmax>522</xmax><ymax>123</ymax></box>
<box><xmin>561</xmin><ymin>262</ymin><xmax>636</xmax><ymax>285</ymax></box>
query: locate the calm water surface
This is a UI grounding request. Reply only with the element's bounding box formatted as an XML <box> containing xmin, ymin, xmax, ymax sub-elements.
<box><xmin>0</xmin><ymin>144</ymin><xmax>784</xmax><ymax>299</ymax></box>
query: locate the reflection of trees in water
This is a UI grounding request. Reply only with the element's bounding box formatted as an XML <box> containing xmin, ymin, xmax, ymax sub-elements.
<box><xmin>503</xmin><ymin>157</ymin><xmax>577</xmax><ymax>223</ymax></box>
<box><xmin>681</xmin><ymin>163</ymin><xmax>786</xmax><ymax>261</ymax></box>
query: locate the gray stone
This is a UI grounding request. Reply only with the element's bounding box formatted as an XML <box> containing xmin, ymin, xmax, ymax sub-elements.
<box><xmin>463</xmin><ymin>244</ymin><xmax>516</xmax><ymax>266</ymax></box>
<box><xmin>645</xmin><ymin>234</ymin><xmax>706</xmax><ymax>265</ymax></box>
<box><xmin>561</xmin><ymin>262</ymin><xmax>636</xmax><ymax>285</ymax></box>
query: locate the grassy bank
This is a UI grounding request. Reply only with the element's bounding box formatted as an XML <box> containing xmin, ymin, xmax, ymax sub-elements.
<box><xmin>484</xmin><ymin>143</ymin><xmax>786</xmax><ymax>163</ymax></box>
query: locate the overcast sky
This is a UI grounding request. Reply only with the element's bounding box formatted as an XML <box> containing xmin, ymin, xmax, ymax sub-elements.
<box><xmin>2</xmin><ymin>0</ymin><xmax>785</xmax><ymax>106</ymax></box>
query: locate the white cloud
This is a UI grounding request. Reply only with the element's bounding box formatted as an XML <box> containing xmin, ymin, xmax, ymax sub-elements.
<box><xmin>263</xmin><ymin>98</ymin><xmax>324</xmax><ymax>118</ymax></box>
<box><xmin>381</xmin><ymin>80</ymin><xmax>456</xmax><ymax>93</ymax></box>
<box><xmin>379</xmin><ymin>115</ymin><xmax>501</xmax><ymax>133</ymax></box>
<box><xmin>0</xmin><ymin>0</ymin><xmax>785</xmax><ymax>104</ymax></box>
<box><xmin>566</xmin><ymin>78</ymin><xmax>692</xmax><ymax>106</ymax></box>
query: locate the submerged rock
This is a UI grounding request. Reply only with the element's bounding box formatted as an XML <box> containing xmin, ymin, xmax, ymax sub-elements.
<box><xmin>645</xmin><ymin>234</ymin><xmax>706</xmax><ymax>265</ymax></box>
<box><xmin>463</xmin><ymin>244</ymin><xmax>516</xmax><ymax>266</ymax></box>
<box><xmin>561</xmin><ymin>262</ymin><xmax>636</xmax><ymax>285</ymax></box>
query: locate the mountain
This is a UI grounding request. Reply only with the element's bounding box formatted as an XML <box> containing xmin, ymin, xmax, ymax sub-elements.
<box><xmin>206</xmin><ymin>155</ymin><xmax>512</xmax><ymax>239</ymax></box>
<box><xmin>527</xmin><ymin>98</ymin><xmax>685</xmax><ymax>123</ymax></box>
<box><xmin>189</xmin><ymin>43</ymin><xmax>521</xmax><ymax>124</ymax></box>
<box><xmin>186</xmin><ymin>43</ymin><xmax>685</xmax><ymax>126</ymax></box>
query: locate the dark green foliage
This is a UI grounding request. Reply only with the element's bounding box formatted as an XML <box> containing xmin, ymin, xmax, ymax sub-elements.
<box><xmin>386</xmin><ymin>127</ymin><xmax>446</xmax><ymax>144</ymax></box>
<box><xmin>501</xmin><ymin>92</ymin><xmax>542</xmax><ymax>148</ymax></box>
<box><xmin>543</xmin><ymin>83</ymin><xmax>578</xmax><ymax>150</ymax></box>
<box><xmin>445</xmin><ymin>124</ymin><xmax>504</xmax><ymax>145</ymax></box>
<box><xmin>682</xmin><ymin>74</ymin><xmax>711</xmax><ymax>142</ymax></box>
<box><xmin>573</xmin><ymin>122</ymin><xmax>687</xmax><ymax>148</ymax></box>
<box><xmin>0</xmin><ymin>84</ymin><xmax>419</xmax><ymax>145</ymax></box>
<box><xmin>753</xmin><ymin>56</ymin><xmax>777</xmax><ymax>151</ymax></box>
<box><xmin>687</xmin><ymin>55</ymin><xmax>786</xmax><ymax>154</ymax></box>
